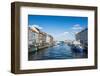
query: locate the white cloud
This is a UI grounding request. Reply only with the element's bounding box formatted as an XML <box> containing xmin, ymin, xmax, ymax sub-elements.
<box><xmin>72</xmin><ymin>24</ymin><xmax>83</xmax><ymax>30</ymax></box>
<box><xmin>29</xmin><ymin>24</ymin><xmax>43</xmax><ymax>29</ymax></box>
<box><xmin>63</xmin><ymin>32</ymin><xmax>69</xmax><ymax>35</ymax></box>
<box><xmin>54</xmin><ymin>31</ymin><xmax>69</xmax><ymax>38</ymax></box>
<box><xmin>73</xmin><ymin>24</ymin><xmax>80</xmax><ymax>27</ymax></box>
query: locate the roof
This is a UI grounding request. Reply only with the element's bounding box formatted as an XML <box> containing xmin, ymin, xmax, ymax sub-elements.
<box><xmin>76</xmin><ymin>28</ymin><xmax>88</xmax><ymax>35</ymax></box>
<box><xmin>29</xmin><ymin>27</ymin><xmax>40</xmax><ymax>33</ymax></box>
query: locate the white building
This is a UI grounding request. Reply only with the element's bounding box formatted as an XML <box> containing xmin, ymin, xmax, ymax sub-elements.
<box><xmin>28</xmin><ymin>27</ymin><xmax>39</xmax><ymax>47</ymax></box>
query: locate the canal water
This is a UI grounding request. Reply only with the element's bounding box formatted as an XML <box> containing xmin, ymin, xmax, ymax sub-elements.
<box><xmin>28</xmin><ymin>44</ymin><xmax>87</xmax><ymax>60</ymax></box>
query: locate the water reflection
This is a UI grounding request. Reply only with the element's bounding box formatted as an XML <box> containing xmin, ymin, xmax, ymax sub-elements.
<box><xmin>28</xmin><ymin>44</ymin><xmax>87</xmax><ymax>60</ymax></box>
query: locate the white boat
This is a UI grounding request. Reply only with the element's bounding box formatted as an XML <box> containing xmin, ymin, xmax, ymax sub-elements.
<box><xmin>71</xmin><ymin>41</ymin><xmax>84</xmax><ymax>52</ymax></box>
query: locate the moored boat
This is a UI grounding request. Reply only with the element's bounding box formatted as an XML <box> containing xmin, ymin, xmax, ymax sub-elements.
<box><xmin>71</xmin><ymin>41</ymin><xmax>84</xmax><ymax>52</ymax></box>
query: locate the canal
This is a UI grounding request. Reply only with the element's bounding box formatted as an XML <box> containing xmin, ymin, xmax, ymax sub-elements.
<box><xmin>28</xmin><ymin>44</ymin><xmax>87</xmax><ymax>60</ymax></box>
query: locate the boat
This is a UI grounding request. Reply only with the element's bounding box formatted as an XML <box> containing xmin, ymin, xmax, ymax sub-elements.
<box><xmin>71</xmin><ymin>41</ymin><xmax>84</xmax><ymax>52</ymax></box>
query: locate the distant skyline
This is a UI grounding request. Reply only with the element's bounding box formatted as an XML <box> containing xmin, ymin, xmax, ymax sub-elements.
<box><xmin>28</xmin><ymin>15</ymin><xmax>88</xmax><ymax>41</ymax></box>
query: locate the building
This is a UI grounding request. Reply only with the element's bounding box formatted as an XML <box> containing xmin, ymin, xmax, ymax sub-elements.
<box><xmin>36</xmin><ymin>32</ymin><xmax>47</xmax><ymax>49</ymax></box>
<box><xmin>75</xmin><ymin>28</ymin><xmax>88</xmax><ymax>48</ymax></box>
<box><xmin>46</xmin><ymin>34</ymin><xmax>54</xmax><ymax>46</ymax></box>
<box><xmin>42</xmin><ymin>32</ymin><xmax>47</xmax><ymax>46</ymax></box>
<box><xmin>28</xmin><ymin>27</ymin><xmax>40</xmax><ymax>48</ymax></box>
<box><xmin>49</xmin><ymin>35</ymin><xmax>53</xmax><ymax>46</ymax></box>
<box><xmin>28</xmin><ymin>26</ymin><xmax>54</xmax><ymax>51</ymax></box>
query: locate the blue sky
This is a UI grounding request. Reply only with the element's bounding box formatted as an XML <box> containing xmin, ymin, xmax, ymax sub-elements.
<box><xmin>28</xmin><ymin>15</ymin><xmax>88</xmax><ymax>41</ymax></box>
